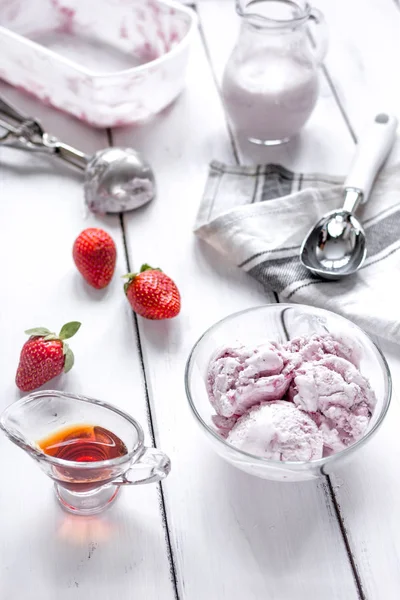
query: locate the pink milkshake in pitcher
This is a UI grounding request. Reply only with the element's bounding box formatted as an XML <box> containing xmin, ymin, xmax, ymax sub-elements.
<box><xmin>222</xmin><ymin>0</ymin><xmax>328</xmax><ymax>145</ymax></box>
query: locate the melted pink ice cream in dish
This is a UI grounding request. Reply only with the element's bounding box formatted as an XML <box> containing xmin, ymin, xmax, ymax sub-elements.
<box><xmin>206</xmin><ymin>334</ymin><xmax>377</xmax><ymax>461</ymax></box>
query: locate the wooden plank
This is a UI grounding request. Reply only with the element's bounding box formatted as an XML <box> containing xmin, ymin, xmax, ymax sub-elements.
<box><xmin>330</xmin><ymin>342</ymin><xmax>400</xmax><ymax>600</ymax></box>
<box><xmin>0</xmin><ymin>83</ymin><xmax>176</xmax><ymax>599</ymax></box>
<box><xmin>305</xmin><ymin>1</ymin><xmax>400</xmax><ymax>597</ymax></box>
<box><xmin>317</xmin><ymin>0</ymin><xmax>400</xmax><ymax>147</ymax></box>
<box><xmin>113</xmin><ymin>20</ymin><xmax>360</xmax><ymax>599</ymax></box>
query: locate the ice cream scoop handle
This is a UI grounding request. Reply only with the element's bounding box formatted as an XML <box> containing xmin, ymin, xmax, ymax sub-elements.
<box><xmin>344</xmin><ymin>113</ymin><xmax>397</xmax><ymax>204</ymax></box>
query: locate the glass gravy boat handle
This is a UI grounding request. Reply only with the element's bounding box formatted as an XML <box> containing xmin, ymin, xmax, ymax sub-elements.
<box><xmin>309</xmin><ymin>8</ymin><xmax>329</xmax><ymax>64</ymax></box>
<box><xmin>114</xmin><ymin>447</ymin><xmax>171</xmax><ymax>486</ymax></box>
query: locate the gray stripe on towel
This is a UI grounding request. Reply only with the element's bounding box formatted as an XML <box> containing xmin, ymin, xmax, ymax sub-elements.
<box><xmin>245</xmin><ymin>205</ymin><xmax>400</xmax><ymax>273</ymax></box>
<box><xmin>261</xmin><ymin>165</ymin><xmax>295</xmax><ymax>201</ymax></box>
<box><xmin>247</xmin><ymin>208</ymin><xmax>400</xmax><ymax>292</ymax></box>
<box><xmin>364</xmin><ymin>207</ymin><xmax>400</xmax><ymax>255</ymax></box>
<box><xmin>249</xmin><ymin>255</ymin><xmax>315</xmax><ymax>293</ymax></box>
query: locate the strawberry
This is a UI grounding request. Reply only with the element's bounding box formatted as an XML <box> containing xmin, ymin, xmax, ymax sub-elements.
<box><xmin>73</xmin><ymin>228</ymin><xmax>116</xmax><ymax>289</ymax></box>
<box><xmin>123</xmin><ymin>264</ymin><xmax>181</xmax><ymax>320</ymax></box>
<box><xmin>15</xmin><ymin>322</ymin><xmax>81</xmax><ymax>392</ymax></box>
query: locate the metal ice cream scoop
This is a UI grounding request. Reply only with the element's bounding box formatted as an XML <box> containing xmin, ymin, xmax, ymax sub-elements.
<box><xmin>300</xmin><ymin>113</ymin><xmax>397</xmax><ymax>280</ymax></box>
<box><xmin>0</xmin><ymin>95</ymin><xmax>155</xmax><ymax>214</ymax></box>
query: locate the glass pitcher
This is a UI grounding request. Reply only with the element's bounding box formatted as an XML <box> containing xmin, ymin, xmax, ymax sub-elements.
<box><xmin>221</xmin><ymin>0</ymin><xmax>328</xmax><ymax>145</ymax></box>
<box><xmin>0</xmin><ymin>391</ymin><xmax>171</xmax><ymax>516</ymax></box>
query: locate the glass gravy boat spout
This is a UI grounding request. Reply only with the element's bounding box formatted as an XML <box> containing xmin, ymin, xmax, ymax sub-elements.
<box><xmin>0</xmin><ymin>391</ymin><xmax>171</xmax><ymax>516</ymax></box>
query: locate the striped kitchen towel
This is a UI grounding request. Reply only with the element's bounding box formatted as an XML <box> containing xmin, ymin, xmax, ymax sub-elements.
<box><xmin>195</xmin><ymin>160</ymin><xmax>400</xmax><ymax>343</ymax></box>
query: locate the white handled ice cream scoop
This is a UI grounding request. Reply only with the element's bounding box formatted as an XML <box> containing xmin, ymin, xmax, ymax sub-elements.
<box><xmin>300</xmin><ymin>113</ymin><xmax>397</xmax><ymax>280</ymax></box>
<box><xmin>0</xmin><ymin>95</ymin><xmax>155</xmax><ymax>214</ymax></box>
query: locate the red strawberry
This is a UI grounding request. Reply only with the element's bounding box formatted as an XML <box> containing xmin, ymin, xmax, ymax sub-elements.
<box><xmin>73</xmin><ymin>228</ymin><xmax>116</xmax><ymax>289</ymax></box>
<box><xmin>124</xmin><ymin>264</ymin><xmax>181</xmax><ymax>320</ymax></box>
<box><xmin>15</xmin><ymin>322</ymin><xmax>81</xmax><ymax>392</ymax></box>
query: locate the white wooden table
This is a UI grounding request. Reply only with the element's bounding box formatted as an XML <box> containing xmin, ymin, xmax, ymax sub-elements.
<box><xmin>1</xmin><ymin>1</ymin><xmax>400</xmax><ymax>598</ymax></box>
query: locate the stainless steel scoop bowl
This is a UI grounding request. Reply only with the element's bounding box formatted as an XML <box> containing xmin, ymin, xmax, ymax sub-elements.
<box><xmin>300</xmin><ymin>113</ymin><xmax>397</xmax><ymax>280</ymax></box>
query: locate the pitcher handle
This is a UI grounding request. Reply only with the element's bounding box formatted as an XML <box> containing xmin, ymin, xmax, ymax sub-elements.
<box><xmin>114</xmin><ymin>447</ymin><xmax>171</xmax><ymax>486</ymax></box>
<box><xmin>309</xmin><ymin>8</ymin><xmax>329</xmax><ymax>64</ymax></box>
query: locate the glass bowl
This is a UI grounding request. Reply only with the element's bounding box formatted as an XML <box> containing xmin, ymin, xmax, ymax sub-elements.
<box><xmin>0</xmin><ymin>0</ymin><xmax>197</xmax><ymax>127</ymax></box>
<box><xmin>185</xmin><ymin>304</ymin><xmax>391</xmax><ymax>482</ymax></box>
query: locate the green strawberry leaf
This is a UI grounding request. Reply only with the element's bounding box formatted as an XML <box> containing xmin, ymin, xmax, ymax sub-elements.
<box><xmin>140</xmin><ymin>263</ymin><xmax>153</xmax><ymax>272</ymax></box>
<box><xmin>43</xmin><ymin>334</ymin><xmax>58</xmax><ymax>341</ymax></box>
<box><xmin>63</xmin><ymin>347</ymin><xmax>74</xmax><ymax>373</ymax></box>
<box><xmin>25</xmin><ymin>327</ymin><xmax>52</xmax><ymax>337</ymax></box>
<box><xmin>59</xmin><ymin>321</ymin><xmax>81</xmax><ymax>340</ymax></box>
<box><xmin>62</xmin><ymin>342</ymin><xmax>69</xmax><ymax>355</ymax></box>
<box><xmin>123</xmin><ymin>265</ymin><xmax>161</xmax><ymax>290</ymax></box>
<box><xmin>140</xmin><ymin>264</ymin><xmax>161</xmax><ymax>273</ymax></box>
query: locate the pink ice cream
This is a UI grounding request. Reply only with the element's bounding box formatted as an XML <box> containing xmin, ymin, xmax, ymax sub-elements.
<box><xmin>207</xmin><ymin>342</ymin><xmax>298</xmax><ymax>418</ymax></box>
<box><xmin>206</xmin><ymin>333</ymin><xmax>376</xmax><ymax>461</ymax></box>
<box><xmin>211</xmin><ymin>414</ymin><xmax>239</xmax><ymax>438</ymax></box>
<box><xmin>283</xmin><ymin>334</ymin><xmax>362</xmax><ymax>367</ymax></box>
<box><xmin>227</xmin><ymin>401</ymin><xmax>323</xmax><ymax>461</ymax></box>
<box><xmin>289</xmin><ymin>355</ymin><xmax>376</xmax><ymax>453</ymax></box>
<box><xmin>314</xmin><ymin>408</ymin><xmax>370</xmax><ymax>455</ymax></box>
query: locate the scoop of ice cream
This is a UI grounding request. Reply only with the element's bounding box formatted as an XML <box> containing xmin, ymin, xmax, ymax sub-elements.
<box><xmin>290</xmin><ymin>355</ymin><xmax>376</xmax><ymax>450</ymax></box>
<box><xmin>211</xmin><ymin>414</ymin><xmax>238</xmax><ymax>438</ymax></box>
<box><xmin>284</xmin><ymin>334</ymin><xmax>362</xmax><ymax>367</ymax></box>
<box><xmin>207</xmin><ymin>343</ymin><xmax>296</xmax><ymax>418</ymax></box>
<box><xmin>315</xmin><ymin>405</ymin><xmax>371</xmax><ymax>454</ymax></box>
<box><xmin>290</xmin><ymin>355</ymin><xmax>376</xmax><ymax>414</ymax></box>
<box><xmin>226</xmin><ymin>401</ymin><xmax>323</xmax><ymax>461</ymax></box>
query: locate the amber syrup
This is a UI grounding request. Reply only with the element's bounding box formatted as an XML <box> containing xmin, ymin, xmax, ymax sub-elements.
<box><xmin>38</xmin><ymin>424</ymin><xmax>128</xmax><ymax>462</ymax></box>
<box><xmin>37</xmin><ymin>425</ymin><xmax>128</xmax><ymax>492</ymax></box>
